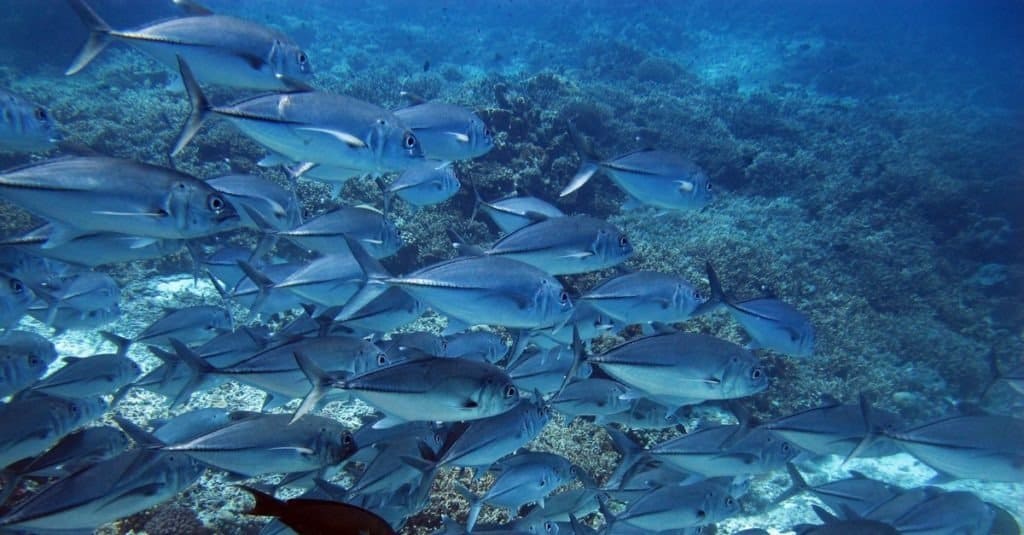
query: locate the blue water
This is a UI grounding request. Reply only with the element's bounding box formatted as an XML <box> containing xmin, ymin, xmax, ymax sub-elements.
<box><xmin>0</xmin><ymin>0</ymin><xmax>1021</xmax><ymax>533</ymax></box>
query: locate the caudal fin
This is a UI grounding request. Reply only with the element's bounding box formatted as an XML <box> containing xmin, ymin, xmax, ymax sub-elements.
<box><xmin>65</xmin><ymin>0</ymin><xmax>113</xmax><ymax>75</ymax></box>
<box><xmin>559</xmin><ymin>121</ymin><xmax>603</xmax><ymax>198</ymax></box>
<box><xmin>172</xmin><ymin>56</ymin><xmax>213</xmax><ymax>156</ymax></box>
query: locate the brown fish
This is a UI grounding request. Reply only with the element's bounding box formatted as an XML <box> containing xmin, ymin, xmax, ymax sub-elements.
<box><xmin>240</xmin><ymin>486</ymin><xmax>397</xmax><ymax>535</ymax></box>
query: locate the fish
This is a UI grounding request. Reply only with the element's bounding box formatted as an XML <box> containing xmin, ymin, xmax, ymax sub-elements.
<box><xmin>29</xmin><ymin>301</ymin><xmax>121</xmax><ymax>334</ymax></box>
<box><xmin>437</xmin><ymin>396</ymin><xmax>551</xmax><ymax>471</ymax></box>
<box><xmin>0</xmin><ymin>330</ymin><xmax>57</xmax><ymax>398</ymax></box>
<box><xmin>584</xmin><ymin>332</ymin><xmax>768</xmax><ymax>406</ymax></box>
<box><xmin>0</xmin><ymin>394</ymin><xmax>107</xmax><ymax>468</ymax></box>
<box><xmin>392</xmin><ymin>99</ymin><xmax>494</xmax><ymax>161</ymax></box>
<box><xmin>596</xmin><ymin>397</ymin><xmax>687</xmax><ymax>430</ymax></box>
<box><xmin>506</xmin><ymin>345</ymin><xmax>582</xmax><ymax>397</ymax></box>
<box><xmin>213</xmin><ymin>261</ymin><xmax>306</xmax><ymax>317</ymax></box>
<box><xmin>560</xmin><ymin>125</ymin><xmax>713</xmax><ymax>212</ymax></box>
<box><xmin>118</xmin><ymin>304</ymin><xmax>233</xmax><ymax>349</ymax></box>
<box><xmin>295</xmin><ymin>354</ymin><xmax>520</xmax><ymax>428</ymax></box>
<box><xmin>883</xmin><ymin>414</ymin><xmax>1024</xmax><ymax>482</ymax></box>
<box><xmin>277</xmin><ymin>205</ymin><xmax>402</xmax><ymax>259</ymax></box>
<box><xmin>0</xmin><ymin>156</ymin><xmax>238</xmax><ymax>247</ymax></box>
<box><xmin>0</xmin><ymin>416</ymin><xmax>204</xmax><ymax>532</ymax></box>
<box><xmin>66</xmin><ymin>0</ymin><xmax>312</xmax><ymax>90</ymax></box>
<box><xmin>388</xmin><ymin>161</ymin><xmax>461</xmax><ymax>208</ymax></box>
<box><xmin>0</xmin><ymin>425</ymin><xmax>129</xmax><ymax>504</ymax></box>
<box><xmin>444</xmin><ymin>330</ymin><xmax>509</xmax><ymax>363</ymax></box>
<box><xmin>245</xmin><ymin>253</ymin><xmax>366</xmax><ymax>310</ymax></box>
<box><xmin>174</xmin><ymin>57</ymin><xmax>423</xmax><ymax>177</ymax></box>
<box><xmin>550</xmin><ymin>378</ymin><xmax>634</xmax><ymax>420</ymax></box>
<box><xmin>28</xmin><ymin>270</ymin><xmax>120</xmax><ymax>327</ymax></box>
<box><xmin>866</xmin><ymin>489</ymin><xmax>996</xmax><ymax>535</ymax></box>
<box><xmin>775</xmin><ymin>464</ymin><xmax>903</xmax><ymax>517</ymax></box>
<box><xmin>339</xmin><ymin>287</ymin><xmax>425</xmax><ymax>338</ymax></box>
<box><xmin>18</xmin><ymin>349</ymin><xmax>140</xmax><ymax>400</ymax></box>
<box><xmin>239</xmin><ymin>485</ymin><xmax>398</xmax><ymax>535</ymax></box>
<box><xmin>459</xmin><ymin>214</ymin><xmax>634</xmax><ymax>275</ymax></box>
<box><xmin>207</xmin><ymin>174</ymin><xmax>303</xmax><ymax>231</ymax></box>
<box><xmin>473</xmin><ymin>189</ymin><xmax>566</xmax><ymax>234</ymax></box>
<box><xmin>581</xmin><ymin>270</ymin><xmax>707</xmax><ymax>325</ymax></box>
<box><xmin>764</xmin><ymin>396</ymin><xmax>903</xmax><ymax>458</ymax></box>
<box><xmin>650</xmin><ymin>424</ymin><xmax>800</xmax><ymax>477</ymax></box>
<box><xmin>0</xmin><ymin>272</ymin><xmax>33</xmax><ymax>330</ymax></box>
<box><xmin>161</xmin><ymin>413</ymin><xmax>356</xmax><ymax>477</ymax></box>
<box><xmin>458</xmin><ymin>451</ymin><xmax>576</xmax><ymax>533</ymax></box>
<box><xmin>794</xmin><ymin>506</ymin><xmax>900</xmax><ymax>535</ymax></box>
<box><xmin>0</xmin><ymin>88</ymin><xmax>61</xmax><ymax>153</ymax></box>
<box><xmin>1</xmin><ymin>224</ymin><xmax>185</xmax><ymax>267</ymax></box>
<box><xmin>707</xmin><ymin>262</ymin><xmax>815</xmax><ymax>357</ymax></box>
<box><xmin>607</xmin><ymin>479</ymin><xmax>741</xmax><ymax>531</ymax></box>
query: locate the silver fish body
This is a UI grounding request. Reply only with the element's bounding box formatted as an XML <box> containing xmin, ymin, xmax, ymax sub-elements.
<box><xmin>582</xmin><ymin>270</ymin><xmax>706</xmax><ymax>325</ymax></box>
<box><xmin>23</xmin><ymin>353</ymin><xmax>140</xmax><ymax>399</ymax></box>
<box><xmin>588</xmin><ymin>332</ymin><xmax>768</xmax><ymax>404</ymax></box>
<box><xmin>389</xmin><ymin>161</ymin><xmax>461</xmax><ymax>207</ymax></box>
<box><xmin>438</xmin><ymin>396</ymin><xmax>551</xmax><ymax>470</ymax></box>
<box><xmin>480</xmin><ymin>215</ymin><xmax>633</xmax><ymax>275</ymax></box>
<box><xmin>174</xmin><ymin>59</ymin><xmax>424</xmax><ymax>176</ymax></box>
<box><xmin>562</xmin><ymin>147</ymin><xmax>713</xmax><ymax>212</ymax></box>
<box><xmin>651</xmin><ymin>424</ymin><xmax>799</xmax><ymax>477</ymax></box>
<box><xmin>162</xmin><ymin>413</ymin><xmax>355</xmax><ymax>477</ymax></box>
<box><xmin>278</xmin><ymin>205</ymin><xmax>402</xmax><ymax>259</ymax></box>
<box><xmin>2</xmin><ymin>225</ymin><xmax>184</xmax><ymax>268</ymax></box>
<box><xmin>0</xmin><ymin>273</ymin><xmax>33</xmax><ymax>330</ymax></box>
<box><xmin>0</xmin><ymin>156</ymin><xmax>238</xmax><ymax>243</ymax></box>
<box><xmin>66</xmin><ymin>0</ymin><xmax>312</xmax><ymax>90</ymax></box>
<box><xmin>0</xmin><ymin>88</ymin><xmax>61</xmax><ymax>153</ymax></box>
<box><xmin>388</xmin><ymin>256</ymin><xmax>574</xmax><ymax>329</ymax></box>
<box><xmin>0</xmin><ymin>330</ymin><xmax>57</xmax><ymax>398</ymax></box>
<box><xmin>885</xmin><ymin>415</ymin><xmax>1024</xmax><ymax>482</ymax></box>
<box><xmin>207</xmin><ymin>174</ymin><xmax>302</xmax><ymax>231</ymax></box>
<box><xmin>336</xmin><ymin>356</ymin><xmax>520</xmax><ymax>426</ymax></box>
<box><xmin>613</xmin><ymin>480</ymin><xmax>740</xmax><ymax>530</ymax></box>
<box><xmin>475</xmin><ymin>193</ymin><xmax>566</xmax><ymax>235</ymax></box>
<box><xmin>0</xmin><ymin>394</ymin><xmax>107</xmax><ymax>468</ymax></box>
<box><xmin>134</xmin><ymin>305</ymin><xmax>233</xmax><ymax>348</ymax></box>
<box><xmin>393</xmin><ymin>101</ymin><xmax>493</xmax><ymax>161</ymax></box>
<box><xmin>765</xmin><ymin>399</ymin><xmax>903</xmax><ymax>458</ymax></box>
<box><xmin>550</xmin><ymin>378</ymin><xmax>633</xmax><ymax>419</ymax></box>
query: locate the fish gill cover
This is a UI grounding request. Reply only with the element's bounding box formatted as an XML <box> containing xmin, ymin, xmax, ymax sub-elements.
<box><xmin>0</xmin><ymin>0</ymin><xmax>1021</xmax><ymax>534</ymax></box>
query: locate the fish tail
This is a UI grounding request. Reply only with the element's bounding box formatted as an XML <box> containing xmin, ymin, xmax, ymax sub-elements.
<box><xmin>291</xmin><ymin>351</ymin><xmax>337</xmax><ymax>424</ymax></box>
<box><xmin>453</xmin><ymin>481</ymin><xmax>483</xmax><ymax>533</ymax></box>
<box><xmin>773</xmin><ymin>463</ymin><xmax>810</xmax><ymax>505</ymax></box>
<box><xmin>238</xmin><ymin>485</ymin><xmax>287</xmax><ymax>518</ymax></box>
<box><xmin>99</xmin><ymin>330</ymin><xmax>132</xmax><ymax>357</ymax></box>
<box><xmin>161</xmin><ymin>338</ymin><xmax>216</xmax><ymax>408</ymax></box>
<box><xmin>172</xmin><ymin>56</ymin><xmax>213</xmax><ymax>156</ymax></box>
<box><xmin>334</xmin><ymin>236</ymin><xmax>391</xmax><ymax>321</ymax></box>
<box><xmin>65</xmin><ymin>0</ymin><xmax>113</xmax><ymax>75</ymax></box>
<box><xmin>560</xmin><ymin>121</ymin><xmax>602</xmax><ymax>198</ymax></box>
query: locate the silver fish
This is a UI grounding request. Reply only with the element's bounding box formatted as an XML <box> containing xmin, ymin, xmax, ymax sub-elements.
<box><xmin>0</xmin><ymin>330</ymin><xmax>57</xmax><ymax>398</ymax></box>
<box><xmin>0</xmin><ymin>88</ymin><xmax>61</xmax><ymax>153</ymax></box>
<box><xmin>130</xmin><ymin>305</ymin><xmax>233</xmax><ymax>348</ymax></box>
<box><xmin>777</xmin><ymin>464</ymin><xmax>903</xmax><ymax>518</ymax></box>
<box><xmin>597</xmin><ymin>397</ymin><xmax>687</xmax><ymax>430</ymax></box>
<box><xmin>0</xmin><ymin>273</ymin><xmax>32</xmax><ymax>330</ymax></box>
<box><xmin>0</xmin><ymin>156</ymin><xmax>238</xmax><ymax>246</ymax></box>
<box><xmin>296</xmin><ymin>354</ymin><xmax>520</xmax><ymax>428</ymax></box>
<box><xmin>21</xmin><ymin>352</ymin><xmax>140</xmax><ymax>400</ymax></box>
<box><xmin>582</xmin><ymin>270</ymin><xmax>706</xmax><ymax>325</ymax></box>
<box><xmin>338</xmin><ymin>287</ymin><xmax>425</xmax><ymax>337</ymax></box>
<box><xmin>459</xmin><ymin>451</ymin><xmax>576</xmax><ymax>533</ymax></box>
<box><xmin>0</xmin><ymin>394</ymin><xmax>107</xmax><ymax>468</ymax></box>
<box><xmin>0</xmin><ymin>417</ymin><xmax>203</xmax><ymax>532</ymax></box>
<box><xmin>586</xmin><ymin>332</ymin><xmax>768</xmax><ymax>405</ymax></box>
<box><xmin>29</xmin><ymin>270</ymin><xmax>119</xmax><ymax>327</ymax></box>
<box><xmin>66</xmin><ymin>0</ymin><xmax>312</xmax><ymax>90</ymax></box>
<box><xmin>474</xmin><ymin>190</ymin><xmax>566</xmax><ymax>234</ymax></box>
<box><xmin>393</xmin><ymin>100</ymin><xmax>494</xmax><ymax>161</ymax></box>
<box><xmin>365</xmin><ymin>255</ymin><xmax>574</xmax><ymax>330</ymax></box>
<box><xmin>610</xmin><ymin>479</ymin><xmax>740</xmax><ymax>531</ymax></box>
<box><xmin>174</xmin><ymin>58</ymin><xmax>423</xmax><ymax>176</ymax></box>
<box><xmin>650</xmin><ymin>424</ymin><xmax>799</xmax><ymax>477</ymax></box>
<box><xmin>444</xmin><ymin>330</ymin><xmax>508</xmax><ymax>363</ymax></box>
<box><xmin>707</xmin><ymin>262</ymin><xmax>815</xmax><ymax>357</ymax></box>
<box><xmin>277</xmin><ymin>205</ymin><xmax>402</xmax><ymax>259</ymax></box>
<box><xmin>207</xmin><ymin>174</ymin><xmax>302</xmax><ymax>231</ymax></box>
<box><xmin>884</xmin><ymin>414</ymin><xmax>1024</xmax><ymax>482</ymax></box>
<box><xmin>561</xmin><ymin>126</ymin><xmax>712</xmax><ymax>213</ymax></box>
<box><xmin>388</xmin><ymin>161</ymin><xmax>461</xmax><ymax>208</ymax></box>
<box><xmin>764</xmin><ymin>396</ymin><xmax>903</xmax><ymax>458</ymax></box>
<box><xmin>162</xmin><ymin>413</ymin><xmax>355</xmax><ymax>477</ymax></box>
<box><xmin>1</xmin><ymin>224</ymin><xmax>185</xmax><ymax>268</ymax></box>
<box><xmin>437</xmin><ymin>396</ymin><xmax>551</xmax><ymax>471</ymax></box>
<box><xmin>550</xmin><ymin>378</ymin><xmax>633</xmax><ymax>419</ymax></box>
<box><xmin>469</xmin><ymin>215</ymin><xmax>633</xmax><ymax>275</ymax></box>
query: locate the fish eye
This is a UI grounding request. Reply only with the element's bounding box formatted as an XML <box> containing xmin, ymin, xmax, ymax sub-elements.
<box><xmin>9</xmin><ymin>278</ymin><xmax>24</xmax><ymax>293</ymax></box>
<box><xmin>692</xmin><ymin>290</ymin><xmax>703</xmax><ymax>300</ymax></box>
<box><xmin>726</xmin><ymin>497</ymin><xmax>735</xmax><ymax>506</ymax></box>
<box><xmin>403</xmin><ymin>132</ymin><xmax>418</xmax><ymax>148</ymax></box>
<box><xmin>782</xmin><ymin>442</ymin><xmax>791</xmax><ymax>452</ymax></box>
<box><xmin>207</xmin><ymin>194</ymin><xmax>226</xmax><ymax>212</ymax></box>
<box><xmin>376</xmin><ymin>353</ymin><xmax>388</xmax><ymax>366</ymax></box>
<box><xmin>33</xmin><ymin>107</ymin><xmax>47</xmax><ymax>121</ymax></box>
<box><xmin>706</xmin><ymin>182</ymin><xmax>713</xmax><ymax>191</ymax></box>
<box><xmin>29</xmin><ymin>356</ymin><xmax>40</xmax><ymax>365</ymax></box>
<box><xmin>751</xmin><ymin>368</ymin><xmax>762</xmax><ymax>379</ymax></box>
<box><xmin>618</xmin><ymin>235</ymin><xmax>629</xmax><ymax>247</ymax></box>
<box><xmin>297</xmin><ymin>52</ymin><xmax>307</xmax><ymax>64</ymax></box>
<box><xmin>504</xmin><ymin>385</ymin><xmax>517</xmax><ymax>398</ymax></box>
<box><xmin>342</xmin><ymin>433</ymin><xmax>353</xmax><ymax>445</ymax></box>
<box><xmin>560</xmin><ymin>291</ymin><xmax>570</xmax><ymax>304</ymax></box>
